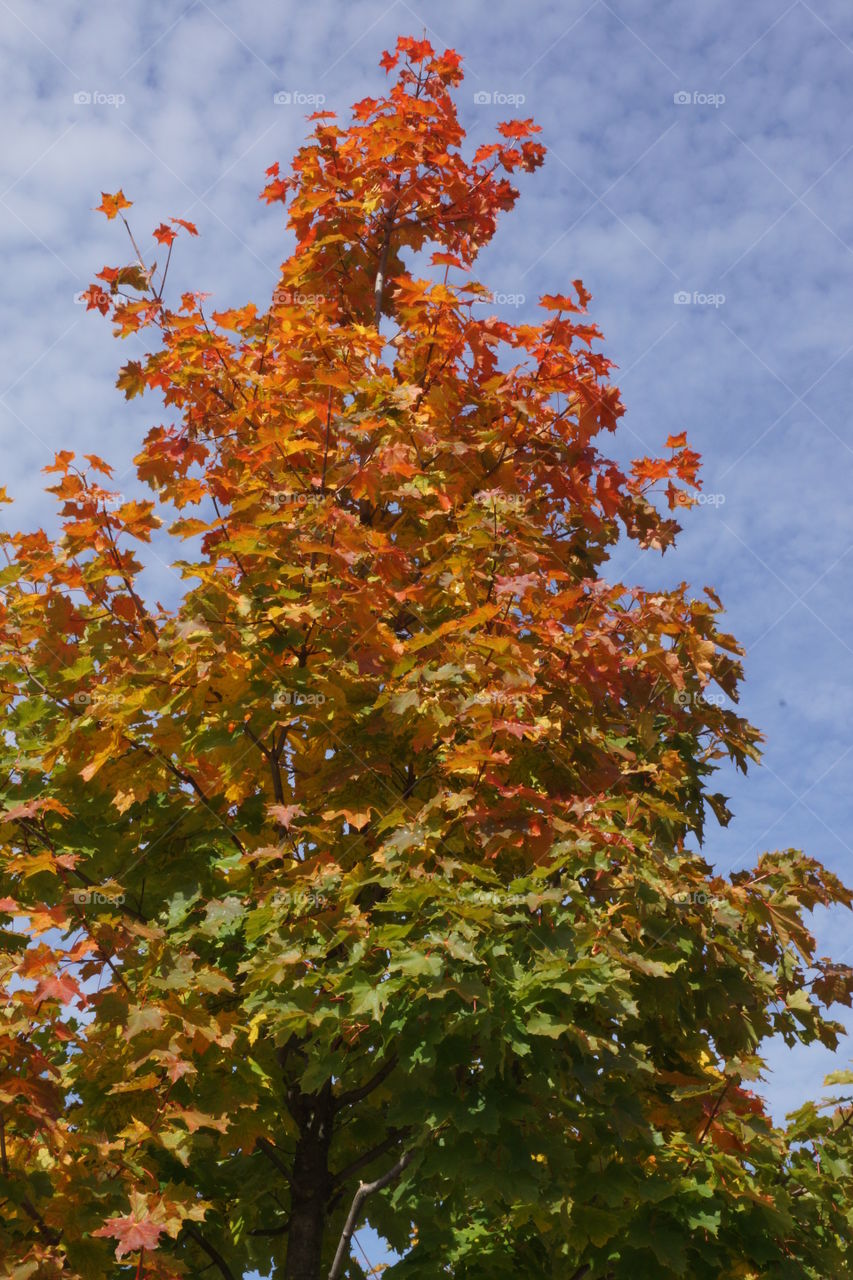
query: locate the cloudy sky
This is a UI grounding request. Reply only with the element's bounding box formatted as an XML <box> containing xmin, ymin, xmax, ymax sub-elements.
<box><xmin>2</xmin><ymin>0</ymin><xmax>852</xmax><ymax>1260</ymax></box>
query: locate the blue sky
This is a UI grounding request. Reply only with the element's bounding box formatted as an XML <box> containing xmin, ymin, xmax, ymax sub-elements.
<box><xmin>2</xmin><ymin>0</ymin><xmax>853</xmax><ymax>1269</ymax></box>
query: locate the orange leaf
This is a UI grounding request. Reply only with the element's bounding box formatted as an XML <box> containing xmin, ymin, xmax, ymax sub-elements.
<box><xmin>95</xmin><ymin>190</ymin><xmax>132</xmax><ymax>220</ymax></box>
<box><xmin>171</xmin><ymin>217</ymin><xmax>198</xmax><ymax>236</ymax></box>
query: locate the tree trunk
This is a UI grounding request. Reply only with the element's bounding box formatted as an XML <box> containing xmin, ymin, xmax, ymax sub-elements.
<box><xmin>284</xmin><ymin>1090</ymin><xmax>334</xmax><ymax>1280</ymax></box>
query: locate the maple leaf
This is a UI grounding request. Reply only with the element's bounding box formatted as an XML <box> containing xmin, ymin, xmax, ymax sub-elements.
<box><xmin>2</xmin><ymin>797</ymin><xmax>72</xmax><ymax>823</ymax></box>
<box><xmin>322</xmin><ymin>807</ymin><xmax>373</xmax><ymax>830</ymax></box>
<box><xmin>95</xmin><ymin>189</ymin><xmax>132</xmax><ymax>220</ymax></box>
<box><xmin>116</xmin><ymin>360</ymin><xmax>146</xmax><ymax>399</ymax></box>
<box><xmin>398</xmin><ymin>36</ymin><xmax>433</xmax><ymax>61</ymax></box>
<box><xmin>539</xmin><ymin>292</ymin><xmax>579</xmax><ymax>312</ymax></box>
<box><xmin>93</xmin><ymin>1214</ymin><xmax>165</xmax><ymax>1259</ymax></box>
<box><xmin>153</xmin><ymin>222</ymin><xmax>177</xmax><ymax>246</ymax></box>
<box><xmin>82</xmin><ymin>453</ymin><xmax>114</xmax><ymax>476</ymax></box>
<box><xmin>171</xmin><ymin>216</ymin><xmax>198</xmax><ymax>236</ymax></box>
<box><xmin>497</xmin><ymin>118</ymin><xmax>541</xmax><ymax>138</ymax></box>
<box><xmin>125</xmin><ymin>1005</ymin><xmax>164</xmax><ymax>1039</ymax></box>
<box><xmin>80</xmin><ymin>284</ymin><xmax>111</xmax><ymax>314</ymax></box>
<box><xmin>42</xmin><ymin>449</ymin><xmax>75</xmax><ymax>474</ymax></box>
<box><xmin>268</xmin><ymin>803</ymin><xmax>304</xmax><ymax>829</ymax></box>
<box><xmin>33</xmin><ymin>972</ymin><xmax>83</xmax><ymax>1006</ymax></box>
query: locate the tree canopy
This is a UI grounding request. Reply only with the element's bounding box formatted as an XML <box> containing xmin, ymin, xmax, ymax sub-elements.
<box><xmin>2</xmin><ymin>34</ymin><xmax>853</xmax><ymax>1280</ymax></box>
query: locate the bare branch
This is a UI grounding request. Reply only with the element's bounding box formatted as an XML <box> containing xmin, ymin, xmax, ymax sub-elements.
<box><xmin>327</xmin><ymin>1149</ymin><xmax>413</xmax><ymax>1280</ymax></box>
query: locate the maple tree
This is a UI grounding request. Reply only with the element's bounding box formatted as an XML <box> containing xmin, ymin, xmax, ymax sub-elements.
<box><xmin>3</xmin><ymin>34</ymin><xmax>853</xmax><ymax>1280</ymax></box>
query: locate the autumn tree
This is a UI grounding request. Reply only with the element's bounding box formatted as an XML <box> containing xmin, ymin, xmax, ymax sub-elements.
<box><xmin>3</xmin><ymin>35</ymin><xmax>853</xmax><ymax>1280</ymax></box>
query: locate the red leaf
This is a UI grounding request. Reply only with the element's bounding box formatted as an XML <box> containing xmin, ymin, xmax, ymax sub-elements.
<box><xmin>398</xmin><ymin>37</ymin><xmax>433</xmax><ymax>62</ymax></box>
<box><xmin>497</xmin><ymin>119</ymin><xmax>541</xmax><ymax>139</ymax></box>
<box><xmin>81</xmin><ymin>285</ymin><xmax>111</xmax><ymax>315</ymax></box>
<box><xmin>539</xmin><ymin>293</ymin><xmax>578</xmax><ymax>313</ymax></box>
<box><xmin>573</xmin><ymin>278</ymin><xmax>591</xmax><ymax>308</ymax></box>
<box><xmin>153</xmin><ymin>223</ymin><xmax>177</xmax><ymax>247</ymax></box>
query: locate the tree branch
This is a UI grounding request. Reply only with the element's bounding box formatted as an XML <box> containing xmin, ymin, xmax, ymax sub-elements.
<box><xmin>327</xmin><ymin>1149</ymin><xmax>413</xmax><ymax>1280</ymax></box>
<box><xmin>0</xmin><ymin>1111</ymin><xmax>61</xmax><ymax>1245</ymax></box>
<box><xmin>335</xmin><ymin>1051</ymin><xmax>398</xmax><ymax>1110</ymax></box>
<box><xmin>183</xmin><ymin>1223</ymin><xmax>237</xmax><ymax>1280</ymax></box>
<box><xmin>330</xmin><ymin>1127</ymin><xmax>410</xmax><ymax>1188</ymax></box>
<box><xmin>242</xmin><ymin>722</ymin><xmax>286</xmax><ymax>805</ymax></box>
<box><xmin>373</xmin><ymin>202</ymin><xmax>398</xmax><ymax>329</ymax></box>
<box><xmin>256</xmin><ymin>1135</ymin><xmax>290</xmax><ymax>1179</ymax></box>
<box><xmin>686</xmin><ymin>1079</ymin><xmax>732</xmax><ymax>1170</ymax></box>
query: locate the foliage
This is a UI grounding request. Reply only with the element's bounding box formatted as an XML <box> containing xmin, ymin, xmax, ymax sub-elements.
<box><xmin>1</xmin><ymin>35</ymin><xmax>852</xmax><ymax>1280</ymax></box>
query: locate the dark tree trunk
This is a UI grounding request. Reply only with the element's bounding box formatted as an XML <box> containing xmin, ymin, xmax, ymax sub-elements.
<box><xmin>284</xmin><ymin>1085</ymin><xmax>334</xmax><ymax>1280</ymax></box>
